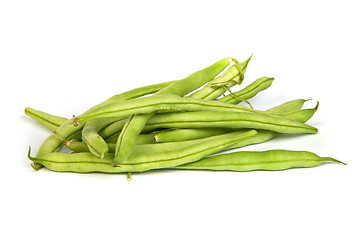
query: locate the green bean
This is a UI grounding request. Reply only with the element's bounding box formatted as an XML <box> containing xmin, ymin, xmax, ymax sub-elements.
<box><xmin>67</xmin><ymin>141</ymin><xmax>103</xmax><ymax>153</ymax></box>
<box><xmin>81</xmin><ymin>118</ymin><xmax>121</xmax><ymax>158</ymax></box>
<box><xmin>276</xmin><ymin>102</ymin><xmax>318</xmax><ymax>123</ymax></box>
<box><xmin>218</xmin><ymin>77</ymin><xmax>274</xmax><ymax>104</ymax></box>
<box><xmin>104</xmin><ymin>133</ymin><xmax>155</xmax><ymax>144</ymax></box>
<box><xmin>24</xmin><ymin>107</ymin><xmax>67</xmax><ymax>131</ymax></box>
<box><xmin>266</xmin><ymin>98</ymin><xmax>312</xmax><ymax>114</ymax></box>
<box><xmin>152</xmin><ymin>102</ymin><xmax>317</xmax><ymax>148</ymax></box>
<box><xmin>99</xmin><ymin>119</ymin><xmax>127</xmax><ymax>139</ymax></box>
<box><xmin>29</xmin><ymin>130</ymin><xmax>258</xmax><ymax>172</ymax></box>
<box><xmin>175</xmin><ymin>150</ymin><xmax>345</xmax><ymax>171</ymax></box>
<box><xmin>142</xmin><ymin>111</ymin><xmax>317</xmax><ymax>134</ymax></box>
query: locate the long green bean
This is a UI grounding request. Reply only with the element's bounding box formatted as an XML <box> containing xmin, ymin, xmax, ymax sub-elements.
<box><xmin>29</xmin><ymin>130</ymin><xmax>257</xmax><ymax>172</ymax></box>
<box><xmin>175</xmin><ymin>150</ymin><xmax>344</xmax><ymax>171</ymax></box>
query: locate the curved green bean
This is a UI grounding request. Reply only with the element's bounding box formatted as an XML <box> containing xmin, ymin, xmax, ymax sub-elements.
<box><xmin>218</xmin><ymin>77</ymin><xmax>274</xmax><ymax>104</ymax></box>
<box><xmin>175</xmin><ymin>150</ymin><xmax>344</xmax><ymax>171</ymax></box>
<box><xmin>81</xmin><ymin>118</ymin><xmax>121</xmax><ymax>158</ymax></box>
<box><xmin>154</xmin><ymin>128</ymin><xmax>232</xmax><ymax>142</ymax></box>
<box><xmin>266</xmin><ymin>98</ymin><xmax>312</xmax><ymax>114</ymax></box>
<box><xmin>142</xmin><ymin>111</ymin><xmax>317</xmax><ymax>134</ymax></box>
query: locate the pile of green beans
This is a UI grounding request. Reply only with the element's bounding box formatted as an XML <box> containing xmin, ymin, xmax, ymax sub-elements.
<box><xmin>25</xmin><ymin>56</ymin><xmax>344</xmax><ymax>179</ymax></box>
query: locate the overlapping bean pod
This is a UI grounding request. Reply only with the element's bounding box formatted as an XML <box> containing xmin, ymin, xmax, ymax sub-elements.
<box><xmin>25</xmin><ymin>56</ymin><xmax>344</xmax><ymax>177</ymax></box>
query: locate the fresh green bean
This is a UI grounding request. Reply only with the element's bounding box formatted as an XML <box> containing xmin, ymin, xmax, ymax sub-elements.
<box><xmin>154</xmin><ymin>128</ymin><xmax>232</xmax><ymax>142</ymax></box>
<box><xmin>151</xmin><ymin>102</ymin><xmax>318</xmax><ymax>149</ymax></box>
<box><xmin>175</xmin><ymin>150</ymin><xmax>344</xmax><ymax>171</ymax></box>
<box><xmin>25</xmin><ymin>107</ymin><xmax>67</xmax><ymax>131</ymax></box>
<box><xmin>218</xmin><ymin>77</ymin><xmax>274</xmax><ymax>104</ymax></box>
<box><xmin>104</xmin><ymin>133</ymin><xmax>155</xmax><ymax>144</ymax></box>
<box><xmin>81</xmin><ymin>118</ymin><xmax>121</xmax><ymax>158</ymax></box>
<box><xmin>29</xmin><ymin>130</ymin><xmax>258</xmax><ymax>172</ymax></box>
<box><xmin>142</xmin><ymin>111</ymin><xmax>317</xmax><ymax>134</ymax></box>
<box><xmin>276</xmin><ymin>102</ymin><xmax>318</xmax><ymax>123</ymax></box>
<box><xmin>266</xmin><ymin>98</ymin><xmax>312</xmax><ymax>114</ymax></box>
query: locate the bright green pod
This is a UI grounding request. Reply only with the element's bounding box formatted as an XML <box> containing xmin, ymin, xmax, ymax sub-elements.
<box><xmin>218</xmin><ymin>77</ymin><xmax>274</xmax><ymax>104</ymax></box>
<box><xmin>266</xmin><ymin>98</ymin><xmax>311</xmax><ymax>114</ymax></box>
<box><xmin>143</xmin><ymin>111</ymin><xmax>318</xmax><ymax>134</ymax></box>
<box><xmin>275</xmin><ymin>102</ymin><xmax>319</xmax><ymax>123</ymax></box>
<box><xmin>81</xmin><ymin>118</ymin><xmax>121</xmax><ymax>158</ymax></box>
<box><xmin>175</xmin><ymin>150</ymin><xmax>345</xmax><ymax>171</ymax></box>
<box><xmin>154</xmin><ymin>128</ymin><xmax>232</xmax><ymax>142</ymax></box>
<box><xmin>24</xmin><ymin>107</ymin><xmax>67</xmax><ymax>131</ymax></box>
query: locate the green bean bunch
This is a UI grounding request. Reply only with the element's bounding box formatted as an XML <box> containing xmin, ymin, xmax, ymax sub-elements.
<box><xmin>25</xmin><ymin>56</ymin><xmax>345</xmax><ymax>179</ymax></box>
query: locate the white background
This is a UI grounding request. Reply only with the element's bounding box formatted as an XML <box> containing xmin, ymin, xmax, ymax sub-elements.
<box><xmin>1</xmin><ymin>0</ymin><xmax>359</xmax><ymax>239</ymax></box>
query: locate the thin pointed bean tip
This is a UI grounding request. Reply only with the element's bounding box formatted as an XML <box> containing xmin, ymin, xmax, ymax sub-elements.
<box><xmin>28</xmin><ymin>147</ymin><xmax>42</xmax><ymax>171</ymax></box>
<box><xmin>312</xmin><ymin>127</ymin><xmax>318</xmax><ymax>134</ymax></box>
<box><xmin>329</xmin><ymin>158</ymin><xmax>347</xmax><ymax>165</ymax></box>
<box><xmin>305</xmin><ymin>97</ymin><xmax>313</xmax><ymax>102</ymax></box>
<box><xmin>31</xmin><ymin>163</ymin><xmax>40</xmax><ymax>171</ymax></box>
<box><xmin>315</xmin><ymin>101</ymin><xmax>319</xmax><ymax>110</ymax></box>
<box><xmin>27</xmin><ymin>146</ymin><xmax>32</xmax><ymax>159</ymax></box>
